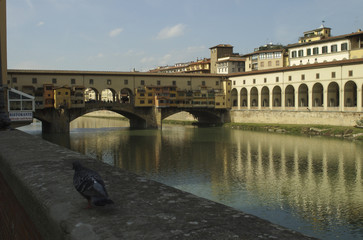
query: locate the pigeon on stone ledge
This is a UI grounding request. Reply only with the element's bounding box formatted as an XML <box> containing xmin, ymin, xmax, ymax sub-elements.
<box><xmin>72</xmin><ymin>161</ymin><xmax>114</xmax><ymax>208</ymax></box>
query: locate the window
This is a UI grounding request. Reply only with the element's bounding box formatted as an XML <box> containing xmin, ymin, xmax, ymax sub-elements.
<box><xmin>233</xmin><ymin>81</ymin><xmax>236</xmax><ymax>85</ymax></box>
<box><xmin>216</xmin><ymin>81</ymin><xmax>219</xmax><ymax>86</ymax></box>
<box><xmin>267</xmin><ymin>53</ymin><xmax>273</xmax><ymax>59</ymax></box>
<box><xmin>260</xmin><ymin>62</ymin><xmax>264</xmax><ymax>67</ymax></box>
<box><xmin>259</xmin><ymin>53</ymin><xmax>266</xmax><ymax>59</ymax></box>
<box><xmin>253</xmin><ymin>79</ymin><xmax>256</xmax><ymax>84</ymax></box>
<box><xmin>124</xmin><ymin>79</ymin><xmax>128</xmax><ymax>85</ymax></box>
<box><xmin>313</xmin><ymin>47</ymin><xmax>319</xmax><ymax>55</ymax></box>
<box><xmin>322</xmin><ymin>46</ymin><xmax>328</xmax><ymax>54</ymax></box>
<box><xmin>316</xmin><ymin>73</ymin><xmax>320</xmax><ymax>79</ymax></box>
<box><xmin>331</xmin><ymin>45</ymin><xmax>337</xmax><ymax>52</ymax></box>
<box><xmin>274</xmin><ymin>52</ymin><xmax>281</xmax><ymax>58</ymax></box>
<box><xmin>298</xmin><ymin>50</ymin><xmax>304</xmax><ymax>57</ymax></box>
<box><xmin>291</xmin><ymin>51</ymin><xmax>297</xmax><ymax>58</ymax></box>
<box><xmin>141</xmin><ymin>80</ymin><xmax>145</xmax><ymax>85</ymax></box>
<box><xmin>276</xmin><ymin>77</ymin><xmax>279</xmax><ymax>82</ymax></box>
<box><xmin>88</xmin><ymin>79</ymin><xmax>93</xmax><ymax>85</ymax></box>
<box><xmin>71</xmin><ymin>78</ymin><xmax>76</xmax><ymax>84</ymax></box>
<box><xmin>157</xmin><ymin>80</ymin><xmax>161</xmax><ymax>86</ymax></box>
<box><xmin>341</xmin><ymin>43</ymin><xmax>348</xmax><ymax>51</ymax></box>
<box><xmin>52</xmin><ymin>78</ymin><xmax>57</xmax><ymax>84</ymax></box>
<box><xmin>187</xmin><ymin>81</ymin><xmax>191</xmax><ymax>86</ymax></box>
<box><xmin>288</xmin><ymin>76</ymin><xmax>292</xmax><ymax>81</ymax></box>
<box><xmin>32</xmin><ymin>78</ymin><xmax>37</xmax><ymax>84</ymax></box>
<box><xmin>243</xmin><ymin>80</ymin><xmax>246</xmax><ymax>84</ymax></box>
<box><xmin>276</xmin><ymin>60</ymin><xmax>280</xmax><ymax>66</ymax></box>
<box><xmin>268</xmin><ymin>61</ymin><xmax>272</xmax><ymax>67</ymax></box>
<box><xmin>332</xmin><ymin>72</ymin><xmax>336</xmax><ymax>78</ymax></box>
<box><xmin>349</xmin><ymin>70</ymin><xmax>353</xmax><ymax>77</ymax></box>
<box><xmin>172</xmin><ymin>81</ymin><xmax>176</xmax><ymax>86</ymax></box>
<box><xmin>264</xmin><ymin>78</ymin><xmax>267</xmax><ymax>83</ymax></box>
<box><xmin>12</xmin><ymin>77</ymin><xmax>17</xmax><ymax>83</ymax></box>
<box><xmin>107</xmin><ymin>79</ymin><xmax>111</xmax><ymax>85</ymax></box>
<box><xmin>202</xmin><ymin>81</ymin><xmax>205</xmax><ymax>86</ymax></box>
<box><xmin>307</xmin><ymin>48</ymin><xmax>311</xmax><ymax>56</ymax></box>
<box><xmin>301</xmin><ymin>74</ymin><xmax>305</xmax><ymax>80</ymax></box>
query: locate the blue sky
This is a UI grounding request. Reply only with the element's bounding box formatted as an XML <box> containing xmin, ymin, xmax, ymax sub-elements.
<box><xmin>6</xmin><ymin>0</ymin><xmax>363</xmax><ymax>72</ymax></box>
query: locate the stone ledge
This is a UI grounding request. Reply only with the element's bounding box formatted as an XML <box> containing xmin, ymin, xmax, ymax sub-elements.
<box><xmin>0</xmin><ymin>130</ymin><xmax>317</xmax><ymax>239</ymax></box>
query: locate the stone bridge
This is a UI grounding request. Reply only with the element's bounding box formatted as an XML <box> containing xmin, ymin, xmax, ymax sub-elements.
<box><xmin>34</xmin><ymin>102</ymin><xmax>231</xmax><ymax>133</ymax></box>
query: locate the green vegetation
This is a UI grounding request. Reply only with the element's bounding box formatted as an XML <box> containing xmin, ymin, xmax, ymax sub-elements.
<box><xmin>223</xmin><ymin>122</ymin><xmax>363</xmax><ymax>141</ymax></box>
<box><xmin>162</xmin><ymin>120</ymin><xmax>196</xmax><ymax>125</ymax></box>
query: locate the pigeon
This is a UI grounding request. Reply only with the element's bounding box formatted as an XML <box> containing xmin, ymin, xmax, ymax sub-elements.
<box><xmin>72</xmin><ymin>161</ymin><xmax>114</xmax><ymax>208</ymax></box>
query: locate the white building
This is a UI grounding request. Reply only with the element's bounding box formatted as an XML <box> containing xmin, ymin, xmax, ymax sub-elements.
<box><xmin>288</xmin><ymin>26</ymin><xmax>363</xmax><ymax>66</ymax></box>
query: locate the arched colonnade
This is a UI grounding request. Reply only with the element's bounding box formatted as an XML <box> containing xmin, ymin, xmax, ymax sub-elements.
<box><xmin>231</xmin><ymin>80</ymin><xmax>363</xmax><ymax>112</ymax></box>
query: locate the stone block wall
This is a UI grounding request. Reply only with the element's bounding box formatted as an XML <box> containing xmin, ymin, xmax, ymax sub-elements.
<box><xmin>0</xmin><ymin>172</ymin><xmax>42</xmax><ymax>240</ymax></box>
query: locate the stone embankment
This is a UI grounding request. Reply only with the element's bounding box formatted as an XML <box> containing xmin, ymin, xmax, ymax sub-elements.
<box><xmin>0</xmin><ymin>130</ymin><xmax>317</xmax><ymax>239</ymax></box>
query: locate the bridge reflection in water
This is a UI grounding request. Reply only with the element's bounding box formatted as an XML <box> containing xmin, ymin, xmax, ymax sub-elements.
<box><xmin>22</xmin><ymin>116</ymin><xmax>363</xmax><ymax>240</ymax></box>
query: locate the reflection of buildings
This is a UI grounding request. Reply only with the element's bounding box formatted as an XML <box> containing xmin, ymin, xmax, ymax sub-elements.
<box><xmin>222</xmin><ymin>131</ymin><xmax>363</xmax><ymax>229</ymax></box>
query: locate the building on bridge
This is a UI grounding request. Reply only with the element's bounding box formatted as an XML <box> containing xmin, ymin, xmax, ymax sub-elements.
<box><xmin>6</xmin><ymin>70</ymin><xmax>231</xmax><ymax>110</ymax></box>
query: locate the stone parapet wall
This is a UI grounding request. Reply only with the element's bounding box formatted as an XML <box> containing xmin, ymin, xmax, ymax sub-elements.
<box><xmin>231</xmin><ymin>110</ymin><xmax>363</xmax><ymax>126</ymax></box>
<box><xmin>0</xmin><ymin>130</ymin><xmax>316</xmax><ymax>239</ymax></box>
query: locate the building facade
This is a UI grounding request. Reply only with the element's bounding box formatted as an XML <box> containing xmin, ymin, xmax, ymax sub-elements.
<box><xmin>243</xmin><ymin>44</ymin><xmax>287</xmax><ymax>72</ymax></box>
<box><xmin>288</xmin><ymin>28</ymin><xmax>363</xmax><ymax>66</ymax></box>
<box><xmin>229</xmin><ymin>59</ymin><xmax>363</xmax><ymax>113</ymax></box>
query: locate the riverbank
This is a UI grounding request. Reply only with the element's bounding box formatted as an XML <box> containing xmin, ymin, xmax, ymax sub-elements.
<box><xmin>81</xmin><ymin>110</ymin><xmax>363</xmax><ymax>141</ymax></box>
<box><xmin>223</xmin><ymin>123</ymin><xmax>363</xmax><ymax>141</ymax></box>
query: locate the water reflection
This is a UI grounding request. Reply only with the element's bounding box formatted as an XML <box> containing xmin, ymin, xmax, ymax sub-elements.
<box><xmin>19</xmin><ymin>117</ymin><xmax>363</xmax><ymax>240</ymax></box>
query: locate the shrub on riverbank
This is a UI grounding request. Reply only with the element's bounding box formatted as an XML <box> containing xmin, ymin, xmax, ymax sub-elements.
<box><xmin>223</xmin><ymin>123</ymin><xmax>363</xmax><ymax>141</ymax></box>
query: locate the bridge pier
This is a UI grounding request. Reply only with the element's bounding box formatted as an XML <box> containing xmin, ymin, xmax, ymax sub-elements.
<box><xmin>129</xmin><ymin>107</ymin><xmax>162</xmax><ymax>129</ymax></box>
<box><xmin>39</xmin><ymin>108</ymin><xmax>70</xmax><ymax>134</ymax></box>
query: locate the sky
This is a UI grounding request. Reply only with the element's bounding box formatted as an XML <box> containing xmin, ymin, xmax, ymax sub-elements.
<box><xmin>6</xmin><ymin>0</ymin><xmax>363</xmax><ymax>72</ymax></box>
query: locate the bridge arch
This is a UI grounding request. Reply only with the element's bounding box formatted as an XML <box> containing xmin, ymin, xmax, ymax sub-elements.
<box><xmin>285</xmin><ymin>85</ymin><xmax>295</xmax><ymax>107</ymax></box>
<box><xmin>240</xmin><ymin>88</ymin><xmax>248</xmax><ymax>107</ymax></box>
<box><xmin>250</xmin><ymin>87</ymin><xmax>258</xmax><ymax>108</ymax></box>
<box><xmin>344</xmin><ymin>81</ymin><xmax>357</xmax><ymax>107</ymax></box>
<box><xmin>272</xmin><ymin>86</ymin><xmax>282</xmax><ymax>107</ymax></box>
<box><xmin>84</xmin><ymin>87</ymin><xmax>100</xmax><ymax>101</ymax></box>
<box><xmin>101</xmin><ymin>88</ymin><xmax>118</xmax><ymax>102</ymax></box>
<box><xmin>231</xmin><ymin>88</ymin><xmax>238</xmax><ymax>107</ymax></box>
<box><xmin>120</xmin><ymin>88</ymin><xmax>133</xmax><ymax>104</ymax></box>
<box><xmin>327</xmin><ymin>82</ymin><xmax>339</xmax><ymax>107</ymax></box>
<box><xmin>312</xmin><ymin>83</ymin><xmax>323</xmax><ymax>107</ymax></box>
<box><xmin>261</xmin><ymin>86</ymin><xmax>269</xmax><ymax>107</ymax></box>
<box><xmin>298</xmin><ymin>84</ymin><xmax>308</xmax><ymax>107</ymax></box>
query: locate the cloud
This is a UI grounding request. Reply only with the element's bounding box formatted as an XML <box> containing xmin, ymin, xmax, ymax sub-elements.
<box><xmin>156</xmin><ymin>24</ymin><xmax>186</xmax><ymax>40</ymax></box>
<box><xmin>140</xmin><ymin>56</ymin><xmax>155</xmax><ymax>63</ymax></box>
<box><xmin>37</xmin><ymin>21</ymin><xmax>45</xmax><ymax>27</ymax></box>
<box><xmin>25</xmin><ymin>0</ymin><xmax>34</xmax><ymax>9</ymax></box>
<box><xmin>109</xmin><ymin>28</ymin><xmax>123</xmax><ymax>37</ymax></box>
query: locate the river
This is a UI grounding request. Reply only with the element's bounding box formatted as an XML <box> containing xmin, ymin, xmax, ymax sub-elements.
<box><xmin>18</xmin><ymin>115</ymin><xmax>363</xmax><ymax>240</ymax></box>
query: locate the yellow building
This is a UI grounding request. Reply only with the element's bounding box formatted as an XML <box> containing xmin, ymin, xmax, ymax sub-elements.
<box><xmin>71</xmin><ymin>86</ymin><xmax>85</xmax><ymax>108</ymax></box>
<box><xmin>298</xmin><ymin>25</ymin><xmax>331</xmax><ymax>43</ymax></box>
<box><xmin>134</xmin><ymin>86</ymin><xmax>155</xmax><ymax>107</ymax></box>
<box><xmin>54</xmin><ymin>86</ymin><xmax>71</xmax><ymax>109</ymax></box>
<box><xmin>186</xmin><ymin>58</ymin><xmax>211</xmax><ymax>74</ymax></box>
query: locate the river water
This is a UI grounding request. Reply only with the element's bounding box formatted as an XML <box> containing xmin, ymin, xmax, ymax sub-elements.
<box><xmin>18</xmin><ymin>115</ymin><xmax>363</xmax><ymax>240</ymax></box>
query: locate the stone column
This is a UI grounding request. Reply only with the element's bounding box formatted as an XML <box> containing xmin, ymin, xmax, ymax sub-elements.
<box><xmin>308</xmin><ymin>89</ymin><xmax>313</xmax><ymax>110</ymax></box>
<box><xmin>357</xmin><ymin>85</ymin><xmax>362</xmax><ymax>112</ymax></box>
<box><xmin>294</xmin><ymin>89</ymin><xmax>299</xmax><ymax>111</ymax></box>
<box><xmin>323</xmin><ymin>89</ymin><xmax>328</xmax><ymax>111</ymax></box>
<box><xmin>247</xmin><ymin>88</ymin><xmax>251</xmax><ymax>110</ymax></box>
<box><xmin>237</xmin><ymin>88</ymin><xmax>241</xmax><ymax>110</ymax></box>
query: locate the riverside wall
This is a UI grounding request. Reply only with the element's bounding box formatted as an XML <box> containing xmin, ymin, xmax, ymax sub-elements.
<box><xmin>0</xmin><ymin>130</ymin><xmax>317</xmax><ymax>240</ymax></box>
<box><xmin>230</xmin><ymin>110</ymin><xmax>363</xmax><ymax>126</ymax></box>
